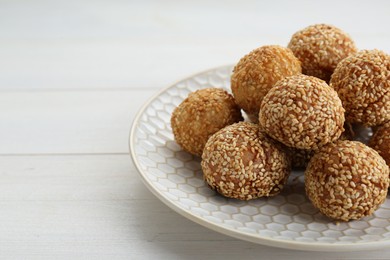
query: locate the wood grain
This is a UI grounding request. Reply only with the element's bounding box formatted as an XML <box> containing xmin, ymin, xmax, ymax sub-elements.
<box><xmin>0</xmin><ymin>0</ymin><xmax>389</xmax><ymax>90</ymax></box>
<box><xmin>1</xmin><ymin>155</ymin><xmax>390</xmax><ymax>259</ymax></box>
<box><xmin>0</xmin><ymin>90</ymin><xmax>154</xmax><ymax>154</ymax></box>
<box><xmin>1</xmin><ymin>0</ymin><xmax>390</xmax><ymax>258</ymax></box>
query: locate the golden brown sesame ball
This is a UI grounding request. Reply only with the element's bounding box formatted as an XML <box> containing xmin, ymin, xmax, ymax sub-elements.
<box><xmin>201</xmin><ymin>122</ymin><xmax>290</xmax><ymax>200</ymax></box>
<box><xmin>369</xmin><ymin>121</ymin><xmax>390</xmax><ymax>167</ymax></box>
<box><xmin>330</xmin><ymin>49</ymin><xmax>390</xmax><ymax>127</ymax></box>
<box><xmin>231</xmin><ymin>45</ymin><xmax>301</xmax><ymax>116</ymax></box>
<box><xmin>288</xmin><ymin>24</ymin><xmax>357</xmax><ymax>82</ymax></box>
<box><xmin>305</xmin><ymin>140</ymin><xmax>389</xmax><ymax>221</ymax></box>
<box><xmin>171</xmin><ymin>88</ymin><xmax>242</xmax><ymax>156</ymax></box>
<box><xmin>259</xmin><ymin>74</ymin><xmax>345</xmax><ymax>150</ymax></box>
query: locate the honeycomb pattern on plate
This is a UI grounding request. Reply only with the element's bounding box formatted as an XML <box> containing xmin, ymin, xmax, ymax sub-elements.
<box><xmin>131</xmin><ymin>65</ymin><xmax>390</xmax><ymax>247</ymax></box>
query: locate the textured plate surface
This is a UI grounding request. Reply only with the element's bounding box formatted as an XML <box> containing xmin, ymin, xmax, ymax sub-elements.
<box><xmin>129</xmin><ymin>65</ymin><xmax>390</xmax><ymax>251</ymax></box>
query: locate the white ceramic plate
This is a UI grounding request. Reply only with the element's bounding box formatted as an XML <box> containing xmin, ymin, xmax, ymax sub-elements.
<box><xmin>129</xmin><ymin>65</ymin><xmax>390</xmax><ymax>251</ymax></box>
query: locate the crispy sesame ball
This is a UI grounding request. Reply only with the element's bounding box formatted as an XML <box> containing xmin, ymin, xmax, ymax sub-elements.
<box><xmin>305</xmin><ymin>140</ymin><xmax>389</xmax><ymax>221</ymax></box>
<box><xmin>171</xmin><ymin>88</ymin><xmax>242</xmax><ymax>156</ymax></box>
<box><xmin>201</xmin><ymin>122</ymin><xmax>290</xmax><ymax>200</ymax></box>
<box><xmin>259</xmin><ymin>74</ymin><xmax>345</xmax><ymax>150</ymax></box>
<box><xmin>369</xmin><ymin>121</ymin><xmax>390</xmax><ymax>167</ymax></box>
<box><xmin>231</xmin><ymin>45</ymin><xmax>301</xmax><ymax>116</ymax></box>
<box><xmin>288</xmin><ymin>24</ymin><xmax>357</xmax><ymax>82</ymax></box>
<box><xmin>330</xmin><ymin>49</ymin><xmax>390</xmax><ymax>127</ymax></box>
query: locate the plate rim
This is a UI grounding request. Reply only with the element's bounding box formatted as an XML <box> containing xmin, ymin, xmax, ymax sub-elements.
<box><xmin>129</xmin><ymin>65</ymin><xmax>390</xmax><ymax>252</ymax></box>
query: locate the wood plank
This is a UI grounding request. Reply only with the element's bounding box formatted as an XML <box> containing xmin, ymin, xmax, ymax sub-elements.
<box><xmin>0</xmin><ymin>0</ymin><xmax>389</xmax><ymax>90</ymax></box>
<box><xmin>1</xmin><ymin>0</ymin><xmax>390</xmax><ymax>258</ymax></box>
<box><xmin>0</xmin><ymin>90</ymin><xmax>155</xmax><ymax>154</ymax></box>
<box><xmin>1</xmin><ymin>155</ymin><xmax>390</xmax><ymax>259</ymax></box>
<box><xmin>0</xmin><ymin>40</ymin><xmax>253</xmax><ymax>90</ymax></box>
<box><xmin>1</xmin><ymin>35</ymin><xmax>389</xmax><ymax>90</ymax></box>
<box><xmin>1</xmin><ymin>0</ymin><xmax>389</xmax><ymax>41</ymax></box>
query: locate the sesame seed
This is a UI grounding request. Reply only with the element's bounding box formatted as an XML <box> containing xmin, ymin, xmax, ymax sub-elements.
<box><xmin>288</xmin><ymin>24</ymin><xmax>357</xmax><ymax>82</ymax></box>
<box><xmin>231</xmin><ymin>45</ymin><xmax>301</xmax><ymax>115</ymax></box>
<box><xmin>259</xmin><ymin>74</ymin><xmax>345</xmax><ymax>150</ymax></box>
<box><xmin>171</xmin><ymin>88</ymin><xmax>243</xmax><ymax>156</ymax></box>
<box><xmin>369</xmin><ymin>121</ymin><xmax>390</xmax><ymax>167</ymax></box>
<box><xmin>305</xmin><ymin>140</ymin><xmax>389</xmax><ymax>221</ymax></box>
<box><xmin>330</xmin><ymin>50</ymin><xmax>390</xmax><ymax>126</ymax></box>
<box><xmin>201</xmin><ymin>122</ymin><xmax>291</xmax><ymax>200</ymax></box>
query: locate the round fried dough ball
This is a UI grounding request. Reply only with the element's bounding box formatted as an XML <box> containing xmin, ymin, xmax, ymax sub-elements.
<box><xmin>171</xmin><ymin>88</ymin><xmax>242</xmax><ymax>156</ymax></box>
<box><xmin>259</xmin><ymin>74</ymin><xmax>345</xmax><ymax>150</ymax></box>
<box><xmin>369</xmin><ymin>121</ymin><xmax>390</xmax><ymax>167</ymax></box>
<box><xmin>231</xmin><ymin>45</ymin><xmax>301</xmax><ymax>116</ymax></box>
<box><xmin>201</xmin><ymin>122</ymin><xmax>290</xmax><ymax>200</ymax></box>
<box><xmin>288</xmin><ymin>24</ymin><xmax>357</xmax><ymax>82</ymax></box>
<box><xmin>305</xmin><ymin>140</ymin><xmax>389</xmax><ymax>221</ymax></box>
<box><xmin>330</xmin><ymin>49</ymin><xmax>390</xmax><ymax>126</ymax></box>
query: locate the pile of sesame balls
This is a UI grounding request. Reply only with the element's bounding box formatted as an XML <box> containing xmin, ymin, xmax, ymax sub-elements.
<box><xmin>171</xmin><ymin>24</ymin><xmax>390</xmax><ymax>222</ymax></box>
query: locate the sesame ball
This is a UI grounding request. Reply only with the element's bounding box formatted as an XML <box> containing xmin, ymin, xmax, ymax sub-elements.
<box><xmin>259</xmin><ymin>74</ymin><xmax>345</xmax><ymax>150</ymax></box>
<box><xmin>305</xmin><ymin>140</ymin><xmax>389</xmax><ymax>221</ymax></box>
<box><xmin>330</xmin><ymin>50</ymin><xmax>390</xmax><ymax>126</ymax></box>
<box><xmin>171</xmin><ymin>88</ymin><xmax>242</xmax><ymax>156</ymax></box>
<box><xmin>369</xmin><ymin>121</ymin><xmax>390</xmax><ymax>167</ymax></box>
<box><xmin>201</xmin><ymin>122</ymin><xmax>290</xmax><ymax>200</ymax></box>
<box><xmin>231</xmin><ymin>45</ymin><xmax>301</xmax><ymax>116</ymax></box>
<box><xmin>288</xmin><ymin>24</ymin><xmax>357</xmax><ymax>82</ymax></box>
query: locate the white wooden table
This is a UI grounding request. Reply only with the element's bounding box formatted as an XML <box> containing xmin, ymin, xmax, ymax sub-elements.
<box><xmin>1</xmin><ymin>0</ymin><xmax>390</xmax><ymax>259</ymax></box>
